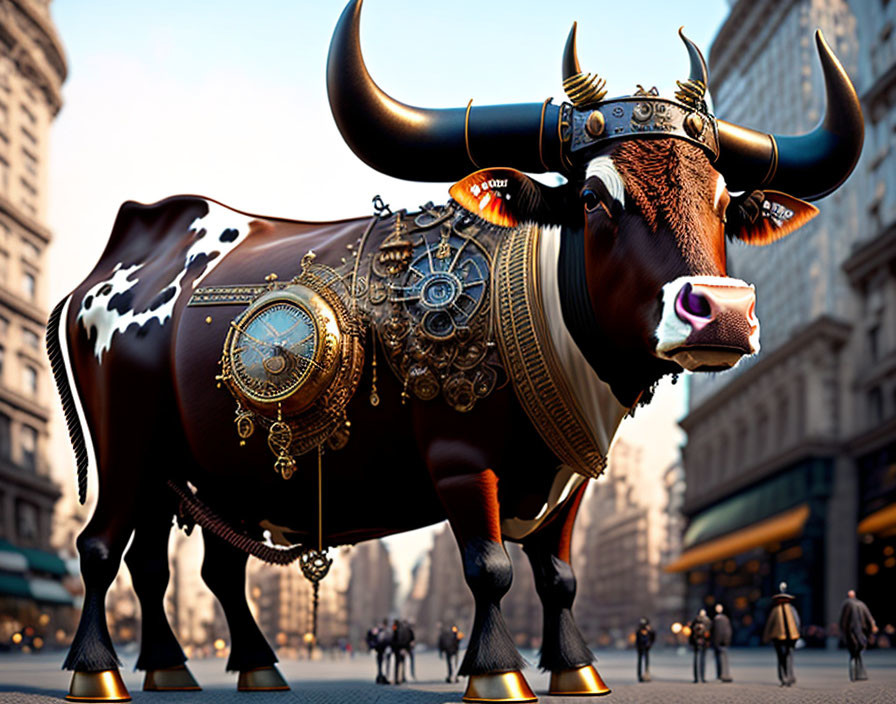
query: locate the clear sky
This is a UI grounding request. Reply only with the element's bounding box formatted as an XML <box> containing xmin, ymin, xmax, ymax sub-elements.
<box><xmin>46</xmin><ymin>1</ymin><xmax>728</xmax><ymax>598</ymax></box>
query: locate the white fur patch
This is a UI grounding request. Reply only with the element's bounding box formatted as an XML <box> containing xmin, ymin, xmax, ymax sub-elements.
<box><xmin>585</xmin><ymin>156</ymin><xmax>625</xmax><ymax>207</ymax></box>
<box><xmin>655</xmin><ymin>275</ymin><xmax>760</xmax><ymax>364</ymax></box>
<box><xmin>79</xmin><ymin>201</ymin><xmax>255</xmax><ymax>361</ymax></box>
<box><xmin>713</xmin><ymin>172</ymin><xmax>727</xmax><ymax>210</ymax></box>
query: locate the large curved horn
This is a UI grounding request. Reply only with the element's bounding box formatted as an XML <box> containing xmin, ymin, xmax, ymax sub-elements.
<box><xmin>561</xmin><ymin>23</ymin><xmax>607</xmax><ymax>108</ymax></box>
<box><xmin>327</xmin><ymin>0</ymin><xmax>565</xmax><ymax>181</ymax></box>
<box><xmin>675</xmin><ymin>28</ymin><xmax>708</xmax><ymax>108</ymax></box>
<box><xmin>715</xmin><ymin>31</ymin><xmax>863</xmax><ymax>201</ymax></box>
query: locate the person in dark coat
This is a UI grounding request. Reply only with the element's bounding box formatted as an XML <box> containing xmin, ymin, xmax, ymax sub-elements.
<box><xmin>634</xmin><ymin>617</ymin><xmax>656</xmax><ymax>682</ymax></box>
<box><xmin>688</xmin><ymin>609</ymin><xmax>712</xmax><ymax>683</ymax></box>
<box><xmin>762</xmin><ymin>582</ymin><xmax>800</xmax><ymax>687</ymax></box>
<box><xmin>839</xmin><ymin>589</ymin><xmax>877</xmax><ymax>682</ymax></box>
<box><xmin>367</xmin><ymin>619</ymin><xmax>392</xmax><ymax>684</ymax></box>
<box><xmin>438</xmin><ymin>624</ymin><xmax>462</xmax><ymax>683</ymax></box>
<box><xmin>390</xmin><ymin>619</ymin><xmax>414</xmax><ymax>684</ymax></box>
<box><xmin>711</xmin><ymin>604</ymin><xmax>733</xmax><ymax>682</ymax></box>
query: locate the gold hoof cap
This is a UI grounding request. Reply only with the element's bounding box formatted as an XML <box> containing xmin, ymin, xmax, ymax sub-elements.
<box><xmin>463</xmin><ymin>671</ymin><xmax>537</xmax><ymax>702</ymax></box>
<box><xmin>237</xmin><ymin>666</ymin><xmax>290</xmax><ymax>691</ymax></box>
<box><xmin>143</xmin><ymin>664</ymin><xmax>201</xmax><ymax>691</ymax></box>
<box><xmin>66</xmin><ymin>669</ymin><xmax>131</xmax><ymax>702</ymax></box>
<box><xmin>548</xmin><ymin>664</ymin><xmax>611</xmax><ymax>696</ymax></box>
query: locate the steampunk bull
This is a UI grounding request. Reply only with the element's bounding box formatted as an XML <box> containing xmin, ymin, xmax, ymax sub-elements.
<box><xmin>48</xmin><ymin>1</ymin><xmax>862</xmax><ymax>701</ymax></box>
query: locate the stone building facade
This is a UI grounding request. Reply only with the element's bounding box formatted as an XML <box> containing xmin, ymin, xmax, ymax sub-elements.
<box><xmin>574</xmin><ymin>440</ymin><xmax>683</xmax><ymax>648</ymax></box>
<box><xmin>674</xmin><ymin>0</ymin><xmax>896</xmax><ymax>647</ymax></box>
<box><xmin>0</xmin><ymin>0</ymin><xmax>70</xmax><ymax>645</ymax></box>
<box><xmin>344</xmin><ymin>539</ymin><xmax>395</xmax><ymax>649</ymax></box>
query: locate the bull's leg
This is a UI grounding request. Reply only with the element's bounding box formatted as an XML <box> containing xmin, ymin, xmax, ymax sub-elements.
<box><xmin>521</xmin><ymin>482</ymin><xmax>610</xmax><ymax>696</ymax></box>
<box><xmin>428</xmin><ymin>447</ymin><xmax>535</xmax><ymax>703</ymax></box>
<box><xmin>124</xmin><ymin>497</ymin><xmax>200</xmax><ymax>691</ymax></box>
<box><xmin>199</xmin><ymin>528</ymin><xmax>289</xmax><ymax>691</ymax></box>
<box><xmin>63</xmin><ymin>488</ymin><xmax>137</xmax><ymax>701</ymax></box>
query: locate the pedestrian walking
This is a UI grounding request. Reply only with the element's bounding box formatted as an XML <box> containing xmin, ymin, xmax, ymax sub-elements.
<box><xmin>763</xmin><ymin>582</ymin><xmax>800</xmax><ymax>687</ymax></box>
<box><xmin>688</xmin><ymin>609</ymin><xmax>711</xmax><ymax>683</ymax></box>
<box><xmin>438</xmin><ymin>624</ymin><xmax>462</xmax><ymax>683</ymax></box>
<box><xmin>839</xmin><ymin>589</ymin><xmax>878</xmax><ymax>682</ymax></box>
<box><xmin>391</xmin><ymin>619</ymin><xmax>414</xmax><ymax>684</ymax></box>
<box><xmin>366</xmin><ymin>619</ymin><xmax>392</xmax><ymax>684</ymax></box>
<box><xmin>711</xmin><ymin>604</ymin><xmax>733</xmax><ymax>682</ymax></box>
<box><xmin>634</xmin><ymin>617</ymin><xmax>655</xmax><ymax>682</ymax></box>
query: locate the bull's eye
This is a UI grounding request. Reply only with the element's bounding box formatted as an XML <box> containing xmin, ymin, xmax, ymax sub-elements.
<box><xmin>582</xmin><ymin>189</ymin><xmax>600</xmax><ymax>213</ymax></box>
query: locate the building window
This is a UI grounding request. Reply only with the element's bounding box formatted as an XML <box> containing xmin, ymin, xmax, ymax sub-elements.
<box><xmin>23</xmin><ymin>365</ymin><xmax>36</xmax><ymax>395</ymax></box>
<box><xmin>0</xmin><ymin>413</ymin><xmax>9</xmax><ymax>460</ymax></box>
<box><xmin>20</xmin><ymin>126</ymin><xmax>36</xmax><ymax>148</ymax></box>
<box><xmin>20</xmin><ymin>238</ymin><xmax>39</xmax><ymax>262</ymax></box>
<box><xmin>16</xmin><ymin>501</ymin><xmax>37</xmax><ymax>543</ymax></box>
<box><xmin>868</xmin><ymin>325</ymin><xmax>880</xmax><ymax>362</ymax></box>
<box><xmin>22</xmin><ymin>271</ymin><xmax>35</xmax><ymax>300</ymax></box>
<box><xmin>869</xmin><ymin>387</ymin><xmax>884</xmax><ymax>424</ymax></box>
<box><xmin>20</xmin><ymin>425</ymin><xmax>36</xmax><ymax>472</ymax></box>
<box><xmin>22</xmin><ymin>328</ymin><xmax>38</xmax><ymax>350</ymax></box>
<box><xmin>21</xmin><ymin>148</ymin><xmax>37</xmax><ymax>178</ymax></box>
<box><xmin>19</xmin><ymin>103</ymin><xmax>35</xmax><ymax>126</ymax></box>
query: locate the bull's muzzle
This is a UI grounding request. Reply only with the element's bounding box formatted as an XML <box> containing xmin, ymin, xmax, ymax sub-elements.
<box><xmin>655</xmin><ymin>276</ymin><xmax>759</xmax><ymax>371</ymax></box>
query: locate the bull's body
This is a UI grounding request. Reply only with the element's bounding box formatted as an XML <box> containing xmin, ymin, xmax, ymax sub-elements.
<box><xmin>62</xmin><ymin>195</ymin><xmax>573</xmax><ymax>547</ymax></box>
<box><xmin>51</xmin><ymin>2</ymin><xmax>863</xmax><ymax>701</ymax></box>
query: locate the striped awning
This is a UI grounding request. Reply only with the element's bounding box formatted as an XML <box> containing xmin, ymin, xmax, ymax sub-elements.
<box><xmin>664</xmin><ymin>504</ymin><xmax>810</xmax><ymax>573</ymax></box>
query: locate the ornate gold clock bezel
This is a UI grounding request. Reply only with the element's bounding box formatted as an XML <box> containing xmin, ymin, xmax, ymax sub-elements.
<box><xmin>223</xmin><ymin>286</ymin><xmax>341</xmax><ymax>415</ymax></box>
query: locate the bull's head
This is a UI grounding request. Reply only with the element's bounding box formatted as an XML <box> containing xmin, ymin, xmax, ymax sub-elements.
<box><xmin>327</xmin><ymin>1</ymin><xmax>863</xmax><ymax>407</ymax></box>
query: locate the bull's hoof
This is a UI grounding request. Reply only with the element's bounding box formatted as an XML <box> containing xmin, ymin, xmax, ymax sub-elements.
<box><xmin>66</xmin><ymin>669</ymin><xmax>131</xmax><ymax>702</ymax></box>
<box><xmin>143</xmin><ymin>664</ymin><xmax>201</xmax><ymax>691</ymax></box>
<box><xmin>463</xmin><ymin>671</ymin><xmax>537</xmax><ymax>702</ymax></box>
<box><xmin>237</xmin><ymin>666</ymin><xmax>290</xmax><ymax>691</ymax></box>
<box><xmin>548</xmin><ymin>664</ymin><xmax>611</xmax><ymax>696</ymax></box>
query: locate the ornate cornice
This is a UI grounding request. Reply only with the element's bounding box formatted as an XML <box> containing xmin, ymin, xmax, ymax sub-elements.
<box><xmin>0</xmin><ymin>0</ymin><xmax>66</xmax><ymax>115</ymax></box>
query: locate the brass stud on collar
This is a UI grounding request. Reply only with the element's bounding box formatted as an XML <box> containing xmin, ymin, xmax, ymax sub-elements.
<box><xmin>585</xmin><ymin>110</ymin><xmax>605</xmax><ymax>138</ymax></box>
<box><xmin>684</xmin><ymin>112</ymin><xmax>705</xmax><ymax>138</ymax></box>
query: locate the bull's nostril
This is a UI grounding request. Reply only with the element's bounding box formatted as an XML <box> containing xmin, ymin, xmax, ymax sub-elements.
<box><xmin>678</xmin><ymin>282</ymin><xmax>712</xmax><ymax>318</ymax></box>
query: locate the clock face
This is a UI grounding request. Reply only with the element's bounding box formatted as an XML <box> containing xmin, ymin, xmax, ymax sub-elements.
<box><xmin>229</xmin><ymin>300</ymin><xmax>319</xmax><ymax>402</ymax></box>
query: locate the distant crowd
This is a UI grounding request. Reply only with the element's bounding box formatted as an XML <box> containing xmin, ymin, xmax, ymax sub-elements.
<box><xmin>635</xmin><ymin>585</ymin><xmax>878</xmax><ymax>686</ymax></box>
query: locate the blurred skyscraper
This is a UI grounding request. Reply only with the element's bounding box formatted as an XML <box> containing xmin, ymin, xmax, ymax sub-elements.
<box><xmin>345</xmin><ymin>540</ymin><xmax>395</xmax><ymax>649</ymax></box>
<box><xmin>575</xmin><ymin>440</ymin><xmax>685</xmax><ymax>648</ymax></box>
<box><xmin>673</xmin><ymin>0</ymin><xmax>896</xmax><ymax>647</ymax></box>
<box><xmin>0</xmin><ymin>0</ymin><xmax>71</xmax><ymax>647</ymax></box>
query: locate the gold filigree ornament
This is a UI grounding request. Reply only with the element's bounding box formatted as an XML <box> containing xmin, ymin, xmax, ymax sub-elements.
<box><xmin>675</xmin><ymin>78</ymin><xmax>706</xmax><ymax>108</ymax></box>
<box><xmin>217</xmin><ymin>255</ymin><xmax>366</xmax><ymax>475</ymax></box>
<box><xmin>563</xmin><ymin>72</ymin><xmax>607</xmax><ymax>109</ymax></box>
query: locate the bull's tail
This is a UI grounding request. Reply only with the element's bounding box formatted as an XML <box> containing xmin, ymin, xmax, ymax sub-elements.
<box><xmin>46</xmin><ymin>296</ymin><xmax>90</xmax><ymax>504</ymax></box>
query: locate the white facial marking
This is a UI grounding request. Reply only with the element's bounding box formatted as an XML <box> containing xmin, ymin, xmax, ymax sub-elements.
<box><xmin>713</xmin><ymin>172</ymin><xmax>727</xmax><ymax>211</ymax></box>
<box><xmin>655</xmin><ymin>275</ymin><xmax>760</xmax><ymax>368</ymax></box>
<box><xmin>585</xmin><ymin>156</ymin><xmax>625</xmax><ymax>207</ymax></box>
<box><xmin>79</xmin><ymin>201</ymin><xmax>255</xmax><ymax>361</ymax></box>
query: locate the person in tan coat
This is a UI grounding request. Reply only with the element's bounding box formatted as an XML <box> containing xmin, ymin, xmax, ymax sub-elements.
<box><xmin>762</xmin><ymin>582</ymin><xmax>800</xmax><ymax>687</ymax></box>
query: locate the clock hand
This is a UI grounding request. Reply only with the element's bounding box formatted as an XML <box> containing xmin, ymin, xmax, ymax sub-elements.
<box><xmin>260</xmin><ymin>319</ymin><xmax>281</xmax><ymax>337</ymax></box>
<box><xmin>230</xmin><ymin>321</ymin><xmax>276</xmax><ymax>349</ymax></box>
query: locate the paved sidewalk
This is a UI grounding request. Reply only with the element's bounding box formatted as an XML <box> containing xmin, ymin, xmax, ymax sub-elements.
<box><xmin>0</xmin><ymin>648</ymin><xmax>894</xmax><ymax>703</ymax></box>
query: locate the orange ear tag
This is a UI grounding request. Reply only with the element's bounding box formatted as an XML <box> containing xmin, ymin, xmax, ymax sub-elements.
<box><xmin>733</xmin><ymin>191</ymin><xmax>818</xmax><ymax>245</ymax></box>
<box><xmin>449</xmin><ymin>168</ymin><xmax>533</xmax><ymax>227</ymax></box>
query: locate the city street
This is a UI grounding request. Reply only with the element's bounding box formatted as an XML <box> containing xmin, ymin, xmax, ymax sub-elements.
<box><xmin>0</xmin><ymin>648</ymin><xmax>894</xmax><ymax>703</ymax></box>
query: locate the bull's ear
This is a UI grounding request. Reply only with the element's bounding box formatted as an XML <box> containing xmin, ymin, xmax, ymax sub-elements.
<box><xmin>727</xmin><ymin>190</ymin><xmax>818</xmax><ymax>246</ymax></box>
<box><xmin>449</xmin><ymin>168</ymin><xmax>557</xmax><ymax>227</ymax></box>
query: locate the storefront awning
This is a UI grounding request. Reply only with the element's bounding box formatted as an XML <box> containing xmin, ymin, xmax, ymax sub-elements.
<box><xmin>0</xmin><ymin>540</ymin><xmax>69</xmax><ymax>576</ymax></box>
<box><xmin>664</xmin><ymin>503</ymin><xmax>810</xmax><ymax>573</ymax></box>
<box><xmin>857</xmin><ymin>502</ymin><xmax>896</xmax><ymax>535</ymax></box>
<box><xmin>0</xmin><ymin>573</ymin><xmax>32</xmax><ymax>600</ymax></box>
<box><xmin>29</xmin><ymin>577</ymin><xmax>74</xmax><ymax>605</ymax></box>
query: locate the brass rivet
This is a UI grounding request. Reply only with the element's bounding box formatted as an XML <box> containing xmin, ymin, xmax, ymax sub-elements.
<box><xmin>684</xmin><ymin>112</ymin><xmax>704</xmax><ymax>138</ymax></box>
<box><xmin>205</xmin><ymin>316</ymin><xmax>212</xmax><ymax>324</ymax></box>
<box><xmin>585</xmin><ymin>110</ymin><xmax>605</xmax><ymax>138</ymax></box>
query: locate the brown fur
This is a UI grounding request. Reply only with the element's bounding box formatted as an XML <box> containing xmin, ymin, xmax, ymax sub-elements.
<box><xmin>611</xmin><ymin>139</ymin><xmax>718</xmax><ymax>270</ymax></box>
